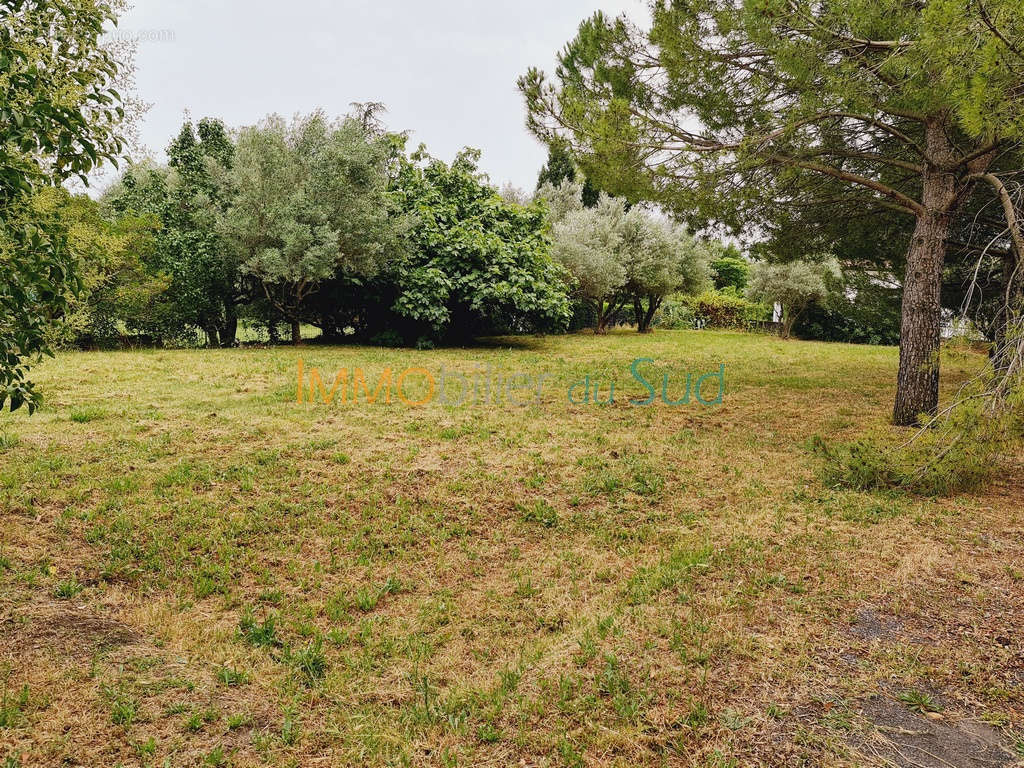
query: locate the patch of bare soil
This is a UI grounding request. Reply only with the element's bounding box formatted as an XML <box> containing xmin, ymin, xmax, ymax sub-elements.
<box><xmin>849</xmin><ymin>607</ymin><xmax>907</xmax><ymax>643</ymax></box>
<box><xmin>850</xmin><ymin>696</ymin><xmax>1018</xmax><ymax>768</ymax></box>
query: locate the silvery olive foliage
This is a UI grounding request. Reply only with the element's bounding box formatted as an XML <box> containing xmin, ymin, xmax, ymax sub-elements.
<box><xmin>747</xmin><ymin>259</ymin><xmax>842</xmax><ymax>339</ymax></box>
<box><xmin>222</xmin><ymin>111</ymin><xmax>409</xmax><ymax>343</ymax></box>
<box><xmin>540</xmin><ymin>181</ymin><xmax>710</xmax><ymax>333</ymax></box>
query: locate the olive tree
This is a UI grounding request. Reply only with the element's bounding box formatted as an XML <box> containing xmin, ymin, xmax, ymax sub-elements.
<box><xmin>550</xmin><ymin>195</ymin><xmax>628</xmax><ymax>334</ymax></box>
<box><xmin>620</xmin><ymin>213</ymin><xmax>711</xmax><ymax>332</ymax></box>
<box><xmin>222</xmin><ymin>111</ymin><xmax>406</xmax><ymax>344</ymax></box>
<box><xmin>747</xmin><ymin>260</ymin><xmax>841</xmax><ymax>340</ymax></box>
<box><xmin>537</xmin><ymin>179</ymin><xmax>587</xmax><ymax>224</ymax></box>
<box><xmin>542</xmin><ymin>181</ymin><xmax>709</xmax><ymax>333</ymax></box>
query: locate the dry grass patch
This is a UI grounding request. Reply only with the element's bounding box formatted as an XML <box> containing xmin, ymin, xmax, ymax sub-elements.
<box><xmin>0</xmin><ymin>330</ymin><xmax>1021</xmax><ymax>767</ymax></box>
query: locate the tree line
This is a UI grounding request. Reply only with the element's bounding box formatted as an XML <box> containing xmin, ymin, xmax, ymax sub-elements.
<box><xmin>40</xmin><ymin>107</ymin><xmax>750</xmax><ymax>353</ymax></box>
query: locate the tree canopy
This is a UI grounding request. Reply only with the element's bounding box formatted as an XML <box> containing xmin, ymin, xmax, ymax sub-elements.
<box><xmin>709</xmin><ymin>246</ymin><xmax>750</xmax><ymax>292</ymax></box>
<box><xmin>536</xmin><ymin>139</ymin><xmax>601</xmax><ymax>208</ymax></box>
<box><xmin>222</xmin><ymin>111</ymin><xmax>407</xmax><ymax>344</ymax></box>
<box><xmin>542</xmin><ymin>181</ymin><xmax>710</xmax><ymax>333</ymax></box>
<box><xmin>521</xmin><ymin>1</ymin><xmax>1024</xmax><ymax>224</ymax></box>
<box><xmin>107</xmin><ymin>118</ymin><xmax>239</xmax><ymax>346</ymax></box>
<box><xmin>384</xmin><ymin>148</ymin><xmax>571</xmax><ymax>343</ymax></box>
<box><xmin>35</xmin><ymin>189</ymin><xmax>166</xmax><ymax>347</ymax></box>
<box><xmin>747</xmin><ymin>259</ymin><xmax>841</xmax><ymax>339</ymax></box>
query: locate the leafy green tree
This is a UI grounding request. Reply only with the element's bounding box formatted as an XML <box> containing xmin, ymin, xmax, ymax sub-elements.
<box><xmin>1</xmin><ymin>0</ymin><xmax>128</xmax><ymax>411</ymax></box>
<box><xmin>33</xmin><ymin>189</ymin><xmax>167</xmax><ymax>347</ymax></box>
<box><xmin>710</xmin><ymin>246</ymin><xmax>750</xmax><ymax>292</ymax></box>
<box><xmin>165</xmin><ymin>118</ymin><xmax>238</xmax><ymax>346</ymax></box>
<box><xmin>222</xmin><ymin>112</ymin><xmax>406</xmax><ymax>345</ymax></box>
<box><xmin>747</xmin><ymin>260</ymin><xmax>841</xmax><ymax>340</ymax></box>
<box><xmin>521</xmin><ymin>0</ymin><xmax>1024</xmax><ymax>424</ymax></box>
<box><xmin>385</xmin><ymin>147</ymin><xmax>571</xmax><ymax>342</ymax></box>
<box><xmin>108</xmin><ymin>118</ymin><xmax>238</xmax><ymax>346</ymax></box>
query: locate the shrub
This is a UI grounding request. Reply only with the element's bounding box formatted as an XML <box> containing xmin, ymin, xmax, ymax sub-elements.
<box><xmin>710</xmin><ymin>253</ymin><xmax>750</xmax><ymax>291</ymax></box>
<box><xmin>679</xmin><ymin>290</ymin><xmax>769</xmax><ymax>330</ymax></box>
<box><xmin>653</xmin><ymin>298</ymin><xmax>696</xmax><ymax>330</ymax></box>
<box><xmin>567</xmin><ymin>300</ymin><xmax>600</xmax><ymax>332</ymax></box>
<box><xmin>795</xmin><ymin>302</ymin><xmax>901</xmax><ymax>346</ymax></box>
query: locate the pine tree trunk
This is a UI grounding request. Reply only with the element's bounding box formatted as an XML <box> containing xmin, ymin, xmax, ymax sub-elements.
<box><xmin>893</xmin><ymin>206</ymin><xmax>950</xmax><ymax>425</ymax></box>
<box><xmin>893</xmin><ymin>121</ymin><xmax>959</xmax><ymax>427</ymax></box>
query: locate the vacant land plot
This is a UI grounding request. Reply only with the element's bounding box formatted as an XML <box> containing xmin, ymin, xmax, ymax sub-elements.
<box><xmin>1</xmin><ymin>331</ymin><xmax>1021</xmax><ymax>767</ymax></box>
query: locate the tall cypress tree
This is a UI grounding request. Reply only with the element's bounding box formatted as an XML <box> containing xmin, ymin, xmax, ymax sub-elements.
<box><xmin>536</xmin><ymin>140</ymin><xmax>600</xmax><ymax>208</ymax></box>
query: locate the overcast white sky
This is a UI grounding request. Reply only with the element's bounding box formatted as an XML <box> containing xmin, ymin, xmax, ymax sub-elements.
<box><xmin>106</xmin><ymin>0</ymin><xmax>648</xmax><ymax>194</ymax></box>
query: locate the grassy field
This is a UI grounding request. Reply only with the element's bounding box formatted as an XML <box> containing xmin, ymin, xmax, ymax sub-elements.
<box><xmin>1</xmin><ymin>330</ymin><xmax>1021</xmax><ymax>767</ymax></box>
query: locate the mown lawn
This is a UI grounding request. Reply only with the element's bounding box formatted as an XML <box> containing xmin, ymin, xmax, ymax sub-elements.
<box><xmin>1</xmin><ymin>330</ymin><xmax>1021</xmax><ymax>767</ymax></box>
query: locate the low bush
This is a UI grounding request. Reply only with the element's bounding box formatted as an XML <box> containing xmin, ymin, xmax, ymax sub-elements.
<box><xmin>662</xmin><ymin>290</ymin><xmax>769</xmax><ymax>331</ymax></box>
<box><xmin>653</xmin><ymin>298</ymin><xmax>695</xmax><ymax>330</ymax></box>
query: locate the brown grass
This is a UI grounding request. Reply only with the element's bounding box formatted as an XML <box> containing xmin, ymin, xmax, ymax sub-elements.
<box><xmin>0</xmin><ymin>330</ymin><xmax>1021</xmax><ymax>767</ymax></box>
